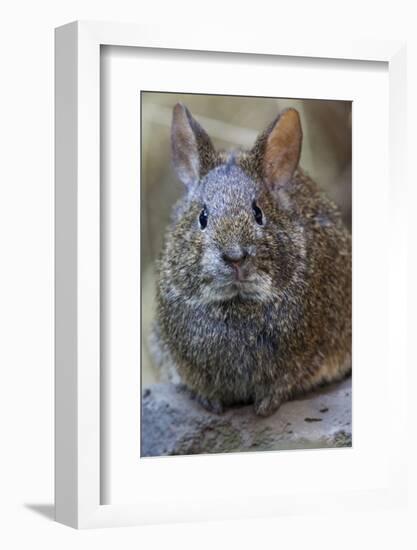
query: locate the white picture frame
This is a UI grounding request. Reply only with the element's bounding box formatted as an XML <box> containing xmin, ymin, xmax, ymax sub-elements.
<box><xmin>55</xmin><ymin>20</ymin><xmax>407</xmax><ymax>529</ymax></box>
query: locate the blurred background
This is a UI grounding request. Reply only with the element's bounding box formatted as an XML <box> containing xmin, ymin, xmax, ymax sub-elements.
<box><xmin>141</xmin><ymin>92</ymin><xmax>352</xmax><ymax>387</ymax></box>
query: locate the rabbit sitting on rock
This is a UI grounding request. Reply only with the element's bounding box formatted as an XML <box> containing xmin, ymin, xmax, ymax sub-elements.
<box><xmin>150</xmin><ymin>103</ymin><xmax>351</xmax><ymax>417</ymax></box>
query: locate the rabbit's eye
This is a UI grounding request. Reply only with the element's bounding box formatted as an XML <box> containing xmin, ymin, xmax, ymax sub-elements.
<box><xmin>199</xmin><ymin>205</ymin><xmax>208</xmax><ymax>230</ymax></box>
<box><xmin>252</xmin><ymin>201</ymin><xmax>264</xmax><ymax>225</ymax></box>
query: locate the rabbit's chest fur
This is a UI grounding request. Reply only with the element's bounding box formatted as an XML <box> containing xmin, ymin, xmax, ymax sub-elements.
<box><xmin>159</xmin><ymin>297</ymin><xmax>303</xmax><ymax>403</ymax></box>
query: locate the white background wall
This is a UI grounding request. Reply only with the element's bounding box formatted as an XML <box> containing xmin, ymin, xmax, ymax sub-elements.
<box><xmin>0</xmin><ymin>1</ymin><xmax>416</xmax><ymax>548</ymax></box>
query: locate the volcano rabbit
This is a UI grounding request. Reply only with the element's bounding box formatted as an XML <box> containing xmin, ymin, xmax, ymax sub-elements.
<box><xmin>150</xmin><ymin>103</ymin><xmax>351</xmax><ymax>417</ymax></box>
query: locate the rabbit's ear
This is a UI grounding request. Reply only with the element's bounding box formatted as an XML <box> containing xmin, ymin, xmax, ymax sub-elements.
<box><xmin>171</xmin><ymin>103</ymin><xmax>216</xmax><ymax>188</ymax></box>
<box><xmin>256</xmin><ymin>108</ymin><xmax>302</xmax><ymax>189</ymax></box>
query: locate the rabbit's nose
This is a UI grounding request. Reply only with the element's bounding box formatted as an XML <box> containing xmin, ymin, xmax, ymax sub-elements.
<box><xmin>222</xmin><ymin>247</ymin><xmax>248</xmax><ymax>266</ymax></box>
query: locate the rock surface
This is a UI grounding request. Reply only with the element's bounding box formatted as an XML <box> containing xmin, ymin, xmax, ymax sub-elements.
<box><xmin>141</xmin><ymin>377</ymin><xmax>352</xmax><ymax>457</ymax></box>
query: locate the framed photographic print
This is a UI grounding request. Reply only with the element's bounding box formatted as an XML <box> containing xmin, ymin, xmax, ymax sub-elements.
<box><xmin>139</xmin><ymin>90</ymin><xmax>353</xmax><ymax>458</ymax></box>
<box><xmin>55</xmin><ymin>21</ymin><xmax>407</xmax><ymax>528</ymax></box>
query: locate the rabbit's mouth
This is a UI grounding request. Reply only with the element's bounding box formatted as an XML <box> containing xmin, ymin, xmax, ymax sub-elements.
<box><xmin>203</xmin><ymin>275</ymin><xmax>274</xmax><ymax>303</ymax></box>
<box><xmin>230</xmin><ymin>279</ymin><xmax>256</xmax><ymax>290</ymax></box>
<box><xmin>198</xmin><ymin>257</ymin><xmax>275</xmax><ymax>303</ymax></box>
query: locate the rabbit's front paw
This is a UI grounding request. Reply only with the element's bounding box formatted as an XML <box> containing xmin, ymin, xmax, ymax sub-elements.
<box><xmin>196</xmin><ymin>395</ymin><xmax>224</xmax><ymax>415</ymax></box>
<box><xmin>254</xmin><ymin>393</ymin><xmax>282</xmax><ymax>417</ymax></box>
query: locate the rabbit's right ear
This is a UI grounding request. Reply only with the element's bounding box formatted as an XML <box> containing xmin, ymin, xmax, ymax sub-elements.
<box><xmin>171</xmin><ymin>103</ymin><xmax>216</xmax><ymax>188</ymax></box>
<box><xmin>252</xmin><ymin>108</ymin><xmax>302</xmax><ymax>190</ymax></box>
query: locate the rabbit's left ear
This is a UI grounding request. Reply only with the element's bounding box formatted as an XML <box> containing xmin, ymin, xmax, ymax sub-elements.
<box><xmin>254</xmin><ymin>108</ymin><xmax>302</xmax><ymax>189</ymax></box>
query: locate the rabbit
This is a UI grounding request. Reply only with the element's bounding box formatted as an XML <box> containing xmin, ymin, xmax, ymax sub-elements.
<box><xmin>149</xmin><ymin>103</ymin><xmax>351</xmax><ymax>417</ymax></box>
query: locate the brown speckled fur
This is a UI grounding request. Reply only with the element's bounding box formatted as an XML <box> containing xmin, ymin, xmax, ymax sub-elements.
<box><xmin>150</xmin><ymin>104</ymin><xmax>351</xmax><ymax>417</ymax></box>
